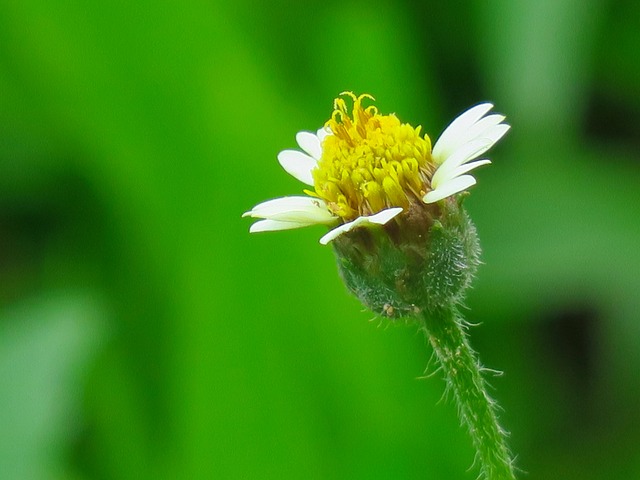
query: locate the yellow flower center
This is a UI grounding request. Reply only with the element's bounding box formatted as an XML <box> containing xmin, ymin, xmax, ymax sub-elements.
<box><xmin>311</xmin><ymin>92</ymin><xmax>434</xmax><ymax>221</ymax></box>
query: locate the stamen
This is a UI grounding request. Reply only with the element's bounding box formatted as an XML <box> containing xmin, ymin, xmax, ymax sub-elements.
<box><xmin>313</xmin><ymin>93</ymin><xmax>433</xmax><ymax>221</ymax></box>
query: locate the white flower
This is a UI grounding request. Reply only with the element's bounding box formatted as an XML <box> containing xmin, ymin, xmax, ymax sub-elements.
<box><xmin>424</xmin><ymin>103</ymin><xmax>510</xmax><ymax>204</ymax></box>
<box><xmin>244</xmin><ymin>96</ymin><xmax>508</xmax><ymax>245</ymax></box>
<box><xmin>243</xmin><ymin>127</ymin><xmax>403</xmax><ymax>244</ymax></box>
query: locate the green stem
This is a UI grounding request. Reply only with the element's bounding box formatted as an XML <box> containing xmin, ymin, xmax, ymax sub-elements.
<box><xmin>420</xmin><ymin>305</ymin><xmax>516</xmax><ymax>480</ymax></box>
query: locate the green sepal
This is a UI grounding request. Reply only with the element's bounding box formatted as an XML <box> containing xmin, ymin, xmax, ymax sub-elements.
<box><xmin>332</xmin><ymin>198</ymin><xmax>481</xmax><ymax>318</ymax></box>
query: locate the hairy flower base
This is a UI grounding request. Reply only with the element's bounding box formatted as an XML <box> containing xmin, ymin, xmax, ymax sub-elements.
<box><xmin>333</xmin><ymin>196</ymin><xmax>479</xmax><ymax>318</ymax></box>
<box><xmin>333</xmin><ymin>196</ymin><xmax>517</xmax><ymax>479</ymax></box>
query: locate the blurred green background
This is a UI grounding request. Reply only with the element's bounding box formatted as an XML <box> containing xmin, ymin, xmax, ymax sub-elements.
<box><xmin>1</xmin><ymin>0</ymin><xmax>639</xmax><ymax>478</ymax></box>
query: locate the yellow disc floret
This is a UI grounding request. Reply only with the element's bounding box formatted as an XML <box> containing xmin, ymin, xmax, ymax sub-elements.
<box><xmin>312</xmin><ymin>92</ymin><xmax>434</xmax><ymax>221</ymax></box>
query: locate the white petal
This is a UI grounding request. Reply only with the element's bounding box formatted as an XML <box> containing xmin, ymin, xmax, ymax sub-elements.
<box><xmin>243</xmin><ymin>196</ymin><xmax>336</xmax><ymax>224</ymax></box>
<box><xmin>277</xmin><ymin>150</ymin><xmax>317</xmax><ymax>186</ymax></box>
<box><xmin>448</xmin><ymin>159</ymin><xmax>491</xmax><ymax>180</ymax></box>
<box><xmin>460</xmin><ymin>114</ymin><xmax>506</xmax><ymax>146</ymax></box>
<box><xmin>244</xmin><ymin>196</ymin><xmax>325</xmax><ymax>216</ymax></box>
<box><xmin>484</xmin><ymin>123</ymin><xmax>510</xmax><ymax>147</ymax></box>
<box><xmin>296</xmin><ymin>131</ymin><xmax>322</xmax><ymax>160</ymax></box>
<box><xmin>455</xmin><ymin>124</ymin><xmax>510</xmax><ymax>164</ymax></box>
<box><xmin>319</xmin><ymin>207</ymin><xmax>403</xmax><ymax>245</ymax></box>
<box><xmin>317</xmin><ymin>126</ymin><xmax>331</xmax><ymax>143</ymax></box>
<box><xmin>431</xmin><ymin>138</ymin><xmax>492</xmax><ymax>188</ymax></box>
<box><xmin>423</xmin><ymin>175</ymin><xmax>477</xmax><ymax>204</ymax></box>
<box><xmin>432</xmin><ymin>103</ymin><xmax>494</xmax><ymax>164</ymax></box>
<box><xmin>366</xmin><ymin>207</ymin><xmax>404</xmax><ymax>225</ymax></box>
<box><xmin>249</xmin><ymin>219</ymin><xmax>315</xmax><ymax>233</ymax></box>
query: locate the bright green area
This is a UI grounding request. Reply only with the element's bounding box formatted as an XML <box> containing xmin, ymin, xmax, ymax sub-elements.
<box><xmin>1</xmin><ymin>0</ymin><xmax>639</xmax><ymax>479</ymax></box>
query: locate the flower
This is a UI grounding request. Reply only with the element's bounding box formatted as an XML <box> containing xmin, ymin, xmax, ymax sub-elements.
<box><xmin>243</xmin><ymin>94</ymin><xmax>516</xmax><ymax>479</ymax></box>
<box><xmin>244</xmin><ymin>92</ymin><xmax>509</xmax><ymax>245</ymax></box>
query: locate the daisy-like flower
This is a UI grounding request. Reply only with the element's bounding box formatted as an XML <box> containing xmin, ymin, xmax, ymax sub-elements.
<box><xmin>244</xmin><ymin>93</ymin><xmax>517</xmax><ymax>479</ymax></box>
<box><xmin>243</xmin><ymin>92</ymin><xmax>509</xmax><ymax>245</ymax></box>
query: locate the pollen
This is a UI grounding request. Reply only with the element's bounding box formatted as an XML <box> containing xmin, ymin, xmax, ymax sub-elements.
<box><xmin>312</xmin><ymin>92</ymin><xmax>434</xmax><ymax>221</ymax></box>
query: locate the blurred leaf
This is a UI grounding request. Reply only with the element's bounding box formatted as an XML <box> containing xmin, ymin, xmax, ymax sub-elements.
<box><xmin>0</xmin><ymin>293</ymin><xmax>106</xmax><ymax>480</ymax></box>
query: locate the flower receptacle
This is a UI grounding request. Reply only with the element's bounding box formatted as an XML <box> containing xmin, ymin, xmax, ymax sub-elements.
<box><xmin>332</xmin><ymin>197</ymin><xmax>480</xmax><ymax>318</ymax></box>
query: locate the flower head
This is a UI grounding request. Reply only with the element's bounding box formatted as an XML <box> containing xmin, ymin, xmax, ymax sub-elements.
<box><xmin>243</xmin><ymin>93</ymin><xmax>516</xmax><ymax>479</ymax></box>
<box><xmin>244</xmin><ymin>92</ymin><xmax>508</xmax><ymax>245</ymax></box>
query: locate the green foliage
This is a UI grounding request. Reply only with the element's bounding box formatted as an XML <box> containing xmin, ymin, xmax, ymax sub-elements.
<box><xmin>0</xmin><ymin>0</ymin><xmax>639</xmax><ymax>479</ymax></box>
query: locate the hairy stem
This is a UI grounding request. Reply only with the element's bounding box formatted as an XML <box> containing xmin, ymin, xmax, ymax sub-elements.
<box><xmin>420</xmin><ymin>305</ymin><xmax>516</xmax><ymax>480</ymax></box>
